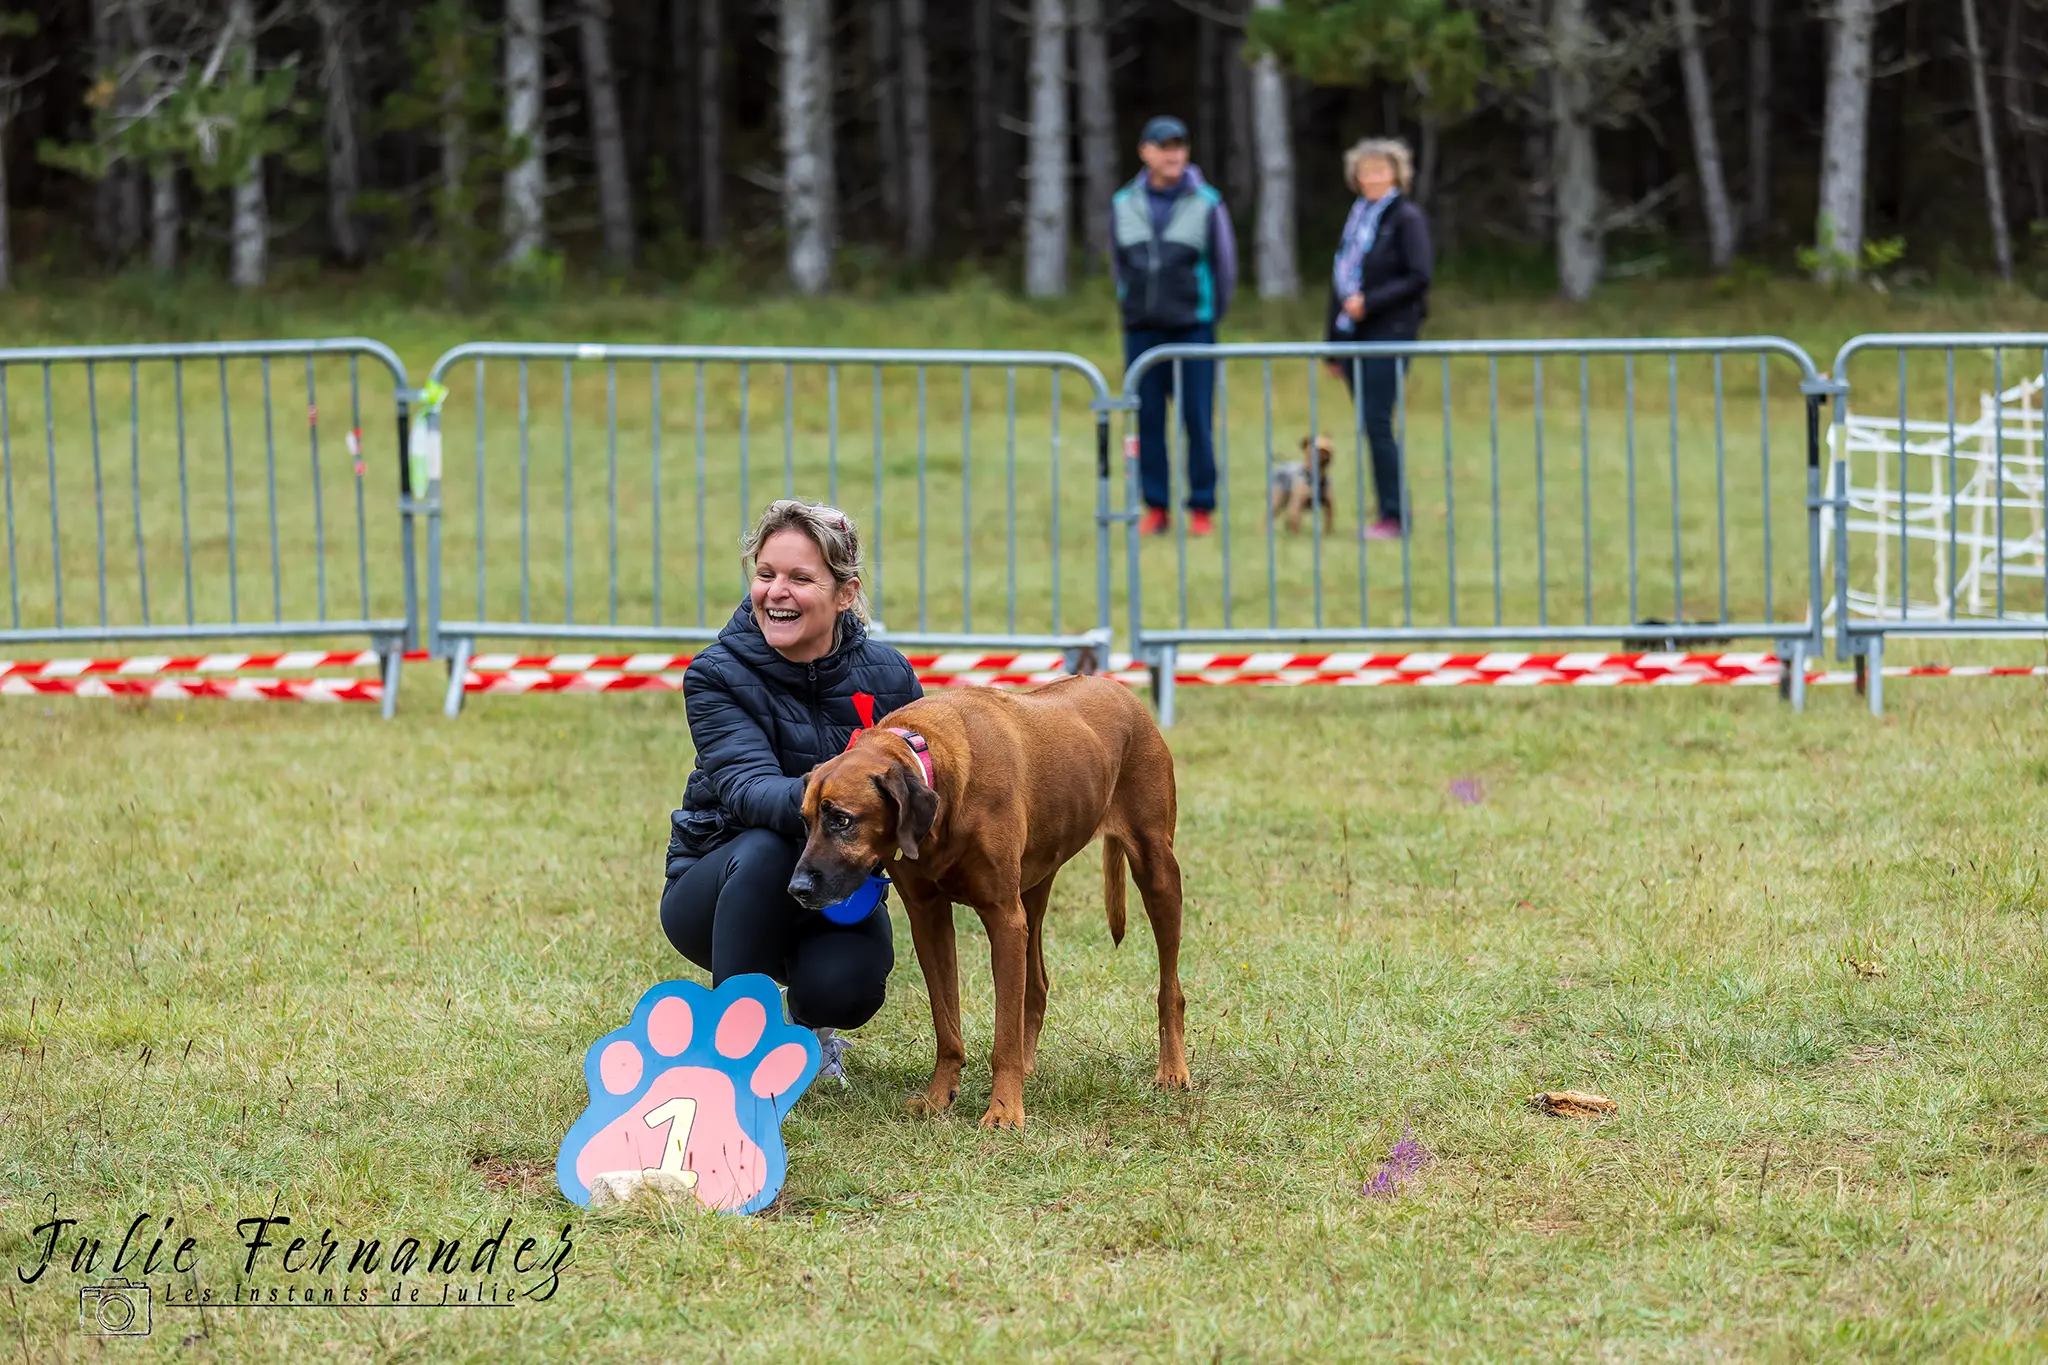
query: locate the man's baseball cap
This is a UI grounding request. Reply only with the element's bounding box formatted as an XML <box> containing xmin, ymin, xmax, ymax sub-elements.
<box><xmin>1140</xmin><ymin>116</ymin><xmax>1189</xmax><ymax>146</ymax></box>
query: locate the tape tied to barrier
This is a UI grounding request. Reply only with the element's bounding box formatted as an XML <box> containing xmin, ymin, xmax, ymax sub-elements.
<box><xmin>6</xmin><ymin>652</ymin><xmax>2048</xmax><ymax>705</ymax></box>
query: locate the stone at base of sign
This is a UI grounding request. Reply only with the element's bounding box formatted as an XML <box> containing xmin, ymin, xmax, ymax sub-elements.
<box><xmin>556</xmin><ymin>974</ymin><xmax>822</xmax><ymax>1216</ymax></box>
<box><xmin>587</xmin><ymin>1169</ymin><xmax>700</xmax><ymax>1209</ymax></box>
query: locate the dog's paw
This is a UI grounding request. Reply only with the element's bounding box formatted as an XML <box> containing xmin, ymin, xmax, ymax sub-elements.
<box><xmin>556</xmin><ymin>975</ymin><xmax>819</xmax><ymax>1215</ymax></box>
<box><xmin>977</xmin><ymin>1095</ymin><xmax>1027</xmax><ymax>1131</ymax></box>
<box><xmin>906</xmin><ymin>1078</ymin><xmax>959</xmax><ymax>1117</ymax></box>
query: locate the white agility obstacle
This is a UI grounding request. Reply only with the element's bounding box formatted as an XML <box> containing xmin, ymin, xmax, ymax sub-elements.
<box><xmin>1827</xmin><ymin>365</ymin><xmax>2047</xmax><ymax>624</ymax></box>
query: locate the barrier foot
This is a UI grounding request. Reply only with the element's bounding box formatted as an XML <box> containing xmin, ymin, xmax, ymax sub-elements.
<box><xmin>1778</xmin><ymin>639</ymin><xmax>1808</xmax><ymax>712</ymax></box>
<box><xmin>443</xmin><ymin>637</ymin><xmax>474</xmax><ymax>719</ymax></box>
<box><xmin>380</xmin><ymin>648</ymin><xmax>403</xmax><ymax>720</ymax></box>
<box><xmin>1153</xmin><ymin>646</ymin><xmax>1177</xmax><ymax>729</ymax></box>
<box><xmin>1867</xmin><ymin>637</ymin><xmax>1884</xmax><ymax>717</ymax></box>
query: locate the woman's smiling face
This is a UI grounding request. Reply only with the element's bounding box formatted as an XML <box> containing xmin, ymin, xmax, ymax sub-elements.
<box><xmin>1355</xmin><ymin>156</ymin><xmax>1397</xmax><ymax>202</ymax></box>
<box><xmin>751</xmin><ymin>528</ymin><xmax>857</xmax><ymax>663</ymax></box>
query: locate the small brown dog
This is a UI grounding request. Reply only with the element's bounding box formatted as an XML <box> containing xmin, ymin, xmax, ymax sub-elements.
<box><xmin>789</xmin><ymin>677</ymin><xmax>1188</xmax><ymax>1130</ymax></box>
<box><xmin>1270</xmin><ymin>434</ymin><xmax>1336</xmax><ymax>534</ymax></box>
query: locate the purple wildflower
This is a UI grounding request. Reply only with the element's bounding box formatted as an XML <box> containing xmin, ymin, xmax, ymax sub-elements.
<box><xmin>1363</xmin><ymin>1129</ymin><xmax>1433</xmax><ymax>1198</ymax></box>
<box><xmin>1448</xmin><ymin>778</ymin><xmax>1485</xmax><ymax>806</ymax></box>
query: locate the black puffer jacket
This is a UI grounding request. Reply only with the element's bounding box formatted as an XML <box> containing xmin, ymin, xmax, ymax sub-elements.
<box><xmin>665</xmin><ymin>600</ymin><xmax>923</xmax><ymax>878</ymax></box>
<box><xmin>1323</xmin><ymin>197</ymin><xmax>1434</xmax><ymax>344</ymax></box>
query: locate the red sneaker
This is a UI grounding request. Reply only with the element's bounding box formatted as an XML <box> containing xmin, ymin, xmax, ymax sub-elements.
<box><xmin>1140</xmin><ymin>507</ymin><xmax>1172</xmax><ymax>536</ymax></box>
<box><xmin>1188</xmin><ymin>509</ymin><xmax>1215</xmax><ymax>537</ymax></box>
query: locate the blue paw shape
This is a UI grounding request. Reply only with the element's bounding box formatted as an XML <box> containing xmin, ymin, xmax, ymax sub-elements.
<box><xmin>555</xmin><ymin>973</ymin><xmax>820</xmax><ymax>1215</ymax></box>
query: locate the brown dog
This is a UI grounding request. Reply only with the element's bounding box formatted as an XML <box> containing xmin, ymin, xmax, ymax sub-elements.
<box><xmin>789</xmin><ymin>676</ymin><xmax>1188</xmax><ymax>1130</ymax></box>
<box><xmin>1270</xmin><ymin>434</ymin><xmax>1336</xmax><ymax>534</ymax></box>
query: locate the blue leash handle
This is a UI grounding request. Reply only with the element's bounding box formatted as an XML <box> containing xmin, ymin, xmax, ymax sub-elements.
<box><xmin>820</xmin><ymin>873</ymin><xmax>891</xmax><ymax>926</ymax></box>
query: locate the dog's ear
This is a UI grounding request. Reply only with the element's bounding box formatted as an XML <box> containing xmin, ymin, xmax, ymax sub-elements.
<box><xmin>873</xmin><ymin>761</ymin><xmax>938</xmax><ymax>860</ymax></box>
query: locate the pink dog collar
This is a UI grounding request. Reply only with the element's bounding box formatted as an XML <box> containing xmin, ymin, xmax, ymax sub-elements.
<box><xmin>888</xmin><ymin>728</ymin><xmax>935</xmax><ymax>787</ymax></box>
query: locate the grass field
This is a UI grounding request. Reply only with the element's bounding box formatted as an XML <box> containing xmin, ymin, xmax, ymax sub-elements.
<box><xmin>5</xmin><ymin>280</ymin><xmax>2048</xmax><ymax>1361</ymax></box>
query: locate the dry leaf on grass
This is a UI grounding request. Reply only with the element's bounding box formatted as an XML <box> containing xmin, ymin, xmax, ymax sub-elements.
<box><xmin>1529</xmin><ymin>1090</ymin><xmax>1617</xmax><ymax>1118</ymax></box>
<box><xmin>1845</xmin><ymin>956</ymin><xmax>1887</xmax><ymax>979</ymax></box>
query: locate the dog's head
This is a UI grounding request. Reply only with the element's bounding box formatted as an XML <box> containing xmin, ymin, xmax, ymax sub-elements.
<box><xmin>1300</xmin><ymin>433</ymin><xmax>1335</xmax><ymax>470</ymax></box>
<box><xmin>788</xmin><ymin>732</ymin><xmax>940</xmax><ymax>911</ymax></box>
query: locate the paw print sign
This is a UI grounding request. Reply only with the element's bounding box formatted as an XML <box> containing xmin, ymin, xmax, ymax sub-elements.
<box><xmin>556</xmin><ymin>975</ymin><xmax>821</xmax><ymax>1215</ymax></box>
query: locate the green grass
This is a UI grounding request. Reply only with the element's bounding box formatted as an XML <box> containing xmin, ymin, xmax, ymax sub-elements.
<box><xmin>5</xmin><ymin>282</ymin><xmax>2048</xmax><ymax>1361</ymax></box>
<box><xmin>6</xmin><ymin>682</ymin><xmax>2048</xmax><ymax>1361</ymax></box>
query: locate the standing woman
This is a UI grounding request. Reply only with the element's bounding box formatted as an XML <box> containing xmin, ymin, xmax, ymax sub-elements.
<box><xmin>1326</xmin><ymin>138</ymin><xmax>1434</xmax><ymax>541</ymax></box>
<box><xmin>660</xmin><ymin>500</ymin><xmax>922</xmax><ymax>1081</ymax></box>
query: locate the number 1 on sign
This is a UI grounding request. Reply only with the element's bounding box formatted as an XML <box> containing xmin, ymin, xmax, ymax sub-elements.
<box><xmin>643</xmin><ymin>1097</ymin><xmax>700</xmax><ymax>1188</ymax></box>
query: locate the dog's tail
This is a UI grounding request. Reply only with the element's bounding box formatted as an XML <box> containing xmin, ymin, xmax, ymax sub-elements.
<box><xmin>1102</xmin><ymin>835</ymin><xmax>1128</xmax><ymax>946</ymax></box>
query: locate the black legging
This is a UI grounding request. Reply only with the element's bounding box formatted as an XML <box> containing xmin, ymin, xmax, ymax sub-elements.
<box><xmin>1338</xmin><ymin>355</ymin><xmax>1406</xmax><ymax>526</ymax></box>
<box><xmin>659</xmin><ymin>826</ymin><xmax>895</xmax><ymax>1030</ymax></box>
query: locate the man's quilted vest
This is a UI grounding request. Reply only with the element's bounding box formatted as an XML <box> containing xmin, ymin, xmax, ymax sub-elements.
<box><xmin>1112</xmin><ymin>176</ymin><xmax>1220</xmax><ymax>331</ymax></box>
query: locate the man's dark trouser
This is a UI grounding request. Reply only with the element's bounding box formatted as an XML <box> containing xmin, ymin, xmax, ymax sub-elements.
<box><xmin>1338</xmin><ymin>354</ymin><xmax>1407</xmax><ymax>526</ymax></box>
<box><xmin>660</xmin><ymin>827</ymin><xmax>894</xmax><ymax>1030</ymax></box>
<box><xmin>1124</xmin><ymin>323</ymin><xmax>1216</xmax><ymax>511</ymax></box>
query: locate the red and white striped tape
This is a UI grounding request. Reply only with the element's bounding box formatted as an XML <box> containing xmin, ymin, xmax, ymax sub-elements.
<box><xmin>0</xmin><ymin>649</ymin><xmax>427</xmax><ymax>679</ymax></box>
<box><xmin>458</xmin><ymin>649</ymin><xmax>1782</xmax><ymax>677</ymax></box>
<box><xmin>6</xmin><ymin>649</ymin><xmax>2045</xmax><ymax>705</ymax></box>
<box><xmin>1</xmin><ymin>675</ymin><xmax>385</xmax><ymax>703</ymax></box>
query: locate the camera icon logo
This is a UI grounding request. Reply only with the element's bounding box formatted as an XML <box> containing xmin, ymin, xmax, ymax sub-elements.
<box><xmin>78</xmin><ymin>1278</ymin><xmax>152</xmax><ymax>1336</ymax></box>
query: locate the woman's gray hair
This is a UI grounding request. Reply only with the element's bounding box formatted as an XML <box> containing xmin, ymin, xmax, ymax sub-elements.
<box><xmin>1344</xmin><ymin>137</ymin><xmax>1414</xmax><ymax>197</ymax></box>
<box><xmin>740</xmin><ymin>498</ymin><xmax>872</xmax><ymax>624</ymax></box>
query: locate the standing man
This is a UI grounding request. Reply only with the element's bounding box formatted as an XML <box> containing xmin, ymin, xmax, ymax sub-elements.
<box><xmin>1112</xmin><ymin>116</ymin><xmax>1237</xmax><ymax>536</ymax></box>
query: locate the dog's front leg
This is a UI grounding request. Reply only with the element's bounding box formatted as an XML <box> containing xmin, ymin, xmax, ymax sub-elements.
<box><xmin>975</xmin><ymin>896</ymin><xmax>1030</xmax><ymax>1130</ymax></box>
<box><xmin>901</xmin><ymin>889</ymin><xmax>964</xmax><ymax>1116</ymax></box>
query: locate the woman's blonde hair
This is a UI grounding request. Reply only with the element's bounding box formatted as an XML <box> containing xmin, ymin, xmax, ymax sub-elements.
<box><xmin>1344</xmin><ymin>138</ymin><xmax>1414</xmax><ymax>197</ymax></box>
<box><xmin>741</xmin><ymin>499</ymin><xmax>872</xmax><ymax>624</ymax></box>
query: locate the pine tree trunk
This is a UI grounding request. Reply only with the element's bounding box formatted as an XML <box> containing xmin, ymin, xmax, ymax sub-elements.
<box><xmin>1074</xmin><ymin>0</ymin><xmax>1114</xmax><ymax>270</ymax></box>
<box><xmin>127</xmin><ymin>0</ymin><xmax>178</xmax><ymax>274</ymax></box>
<box><xmin>1523</xmin><ymin>83</ymin><xmax>1552</xmax><ymax>241</ymax></box>
<box><xmin>1962</xmin><ymin>0</ymin><xmax>2014</xmax><ymax>280</ymax></box>
<box><xmin>899</xmin><ymin>0</ymin><xmax>933</xmax><ymax>259</ymax></box>
<box><xmin>312</xmin><ymin>0</ymin><xmax>365</xmax><ymax>265</ymax></box>
<box><xmin>1249</xmin><ymin>0</ymin><xmax>1297</xmax><ymax>298</ymax></box>
<box><xmin>1674</xmin><ymin>0</ymin><xmax>1735</xmax><ymax>271</ymax></box>
<box><xmin>1745</xmin><ymin>0</ymin><xmax>1771</xmax><ymax>233</ymax></box>
<box><xmin>972</xmin><ymin>0</ymin><xmax>997</xmax><ymax>237</ymax></box>
<box><xmin>871</xmin><ymin>0</ymin><xmax>903</xmax><ymax>232</ymax></box>
<box><xmin>2006</xmin><ymin>0</ymin><xmax>2046</xmax><ymax>223</ymax></box>
<box><xmin>782</xmin><ymin>0</ymin><xmax>835</xmax><ymax>293</ymax></box>
<box><xmin>1814</xmin><ymin>0</ymin><xmax>1875</xmax><ymax>283</ymax></box>
<box><xmin>1416</xmin><ymin>115</ymin><xmax>1438</xmax><ymax>208</ymax></box>
<box><xmin>1196</xmin><ymin>16</ymin><xmax>1217</xmax><ymax>164</ymax></box>
<box><xmin>149</xmin><ymin>166</ymin><xmax>178</xmax><ymax>274</ymax></box>
<box><xmin>227</xmin><ymin>0</ymin><xmax>267</xmax><ymax>290</ymax></box>
<box><xmin>1551</xmin><ymin>0</ymin><xmax>1601</xmax><ymax>302</ymax></box>
<box><xmin>0</xmin><ymin>98</ymin><xmax>11</xmax><ymax>290</ymax></box>
<box><xmin>579</xmin><ymin>0</ymin><xmax>637</xmax><ymax>269</ymax></box>
<box><xmin>699</xmin><ymin>0</ymin><xmax>725</xmax><ymax>244</ymax></box>
<box><xmin>502</xmin><ymin>0</ymin><xmax>547</xmax><ymax>267</ymax></box>
<box><xmin>439</xmin><ymin>1</ymin><xmax>471</xmax><ymax>290</ymax></box>
<box><xmin>109</xmin><ymin>0</ymin><xmax>144</xmax><ymax>258</ymax></box>
<box><xmin>1224</xmin><ymin>18</ymin><xmax>1254</xmax><ymax>206</ymax></box>
<box><xmin>91</xmin><ymin>0</ymin><xmax>132</xmax><ymax>259</ymax></box>
<box><xmin>1022</xmin><ymin>0</ymin><xmax>1069</xmax><ymax>296</ymax></box>
<box><xmin>669</xmin><ymin>0</ymin><xmax>694</xmax><ymax>231</ymax></box>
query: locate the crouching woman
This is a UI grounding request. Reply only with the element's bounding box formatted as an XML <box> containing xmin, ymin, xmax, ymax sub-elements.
<box><xmin>660</xmin><ymin>500</ymin><xmax>921</xmax><ymax>1078</ymax></box>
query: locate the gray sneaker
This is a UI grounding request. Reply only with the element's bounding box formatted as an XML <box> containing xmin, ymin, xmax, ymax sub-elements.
<box><xmin>815</xmin><ymin>1028</ymin><xmax>849</xmax><ymax>1088</ymax></box>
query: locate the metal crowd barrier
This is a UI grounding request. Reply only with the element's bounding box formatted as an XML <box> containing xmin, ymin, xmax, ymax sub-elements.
<box><xmin>0</xmin><ymin>340</ymin><xmax>418</xmax><ymax>716</ymax></box>
<box><xmin>418</xmin><ymin>344</ymin><xmax>1117</xmax><ymax>715</ymax></box>
<box><xmin>1116</xmin><ymin>338</ymin><xmax>1834</xmax><ymax>724</ymax></box>
<box><xmin>1825</xmin><ymin>333</ymin><xmax>2048</xmax><ymax>715</ymax></box>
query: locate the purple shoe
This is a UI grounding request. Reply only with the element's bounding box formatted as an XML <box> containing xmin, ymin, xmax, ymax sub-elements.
<box><xmin>1363</xmin><ymin>518</ymin><xmax>1405</xmax><ymax>541</ymax></box>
